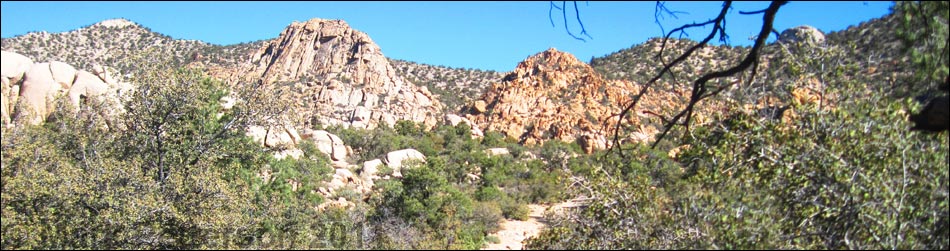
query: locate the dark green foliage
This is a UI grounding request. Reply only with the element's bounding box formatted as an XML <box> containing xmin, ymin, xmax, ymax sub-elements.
<box><xmin>895</xmin><ymin>1</ymin><xmax>949</xmax><ymax>85</ymax></box>
<box><xmin>2</xmin><ymin>66</ymin><xmax>342</xmax><ymax>250</ymax></box>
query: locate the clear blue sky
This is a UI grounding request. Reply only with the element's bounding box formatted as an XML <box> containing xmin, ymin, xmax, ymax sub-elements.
<box><xmin>1</xmin><ymin>1</ymin><xmax>894</xmax><ymax>72</ymax></box>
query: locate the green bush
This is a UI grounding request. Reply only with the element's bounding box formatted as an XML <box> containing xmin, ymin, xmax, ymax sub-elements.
<box><xmin>1</xmin><ymin>67</ymin><xmax>262</xmax><ymax>249</ymax></box>
<box><xmin>500</xmin><ymin>197</ymin><xmax>531</xmax><ymax>221</ymax></box>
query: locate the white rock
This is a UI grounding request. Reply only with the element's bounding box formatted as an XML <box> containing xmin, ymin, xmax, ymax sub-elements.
<box><xmin>1</xmin><ymin>51</ymin><xmax>34</xmax><ymax>83</ymax></box>
<box><xmin>49</xmin><ymin>61</ymin><xmax>77</xmax><ymax>91</ymax></box>
<box><xmin>273</xmin><ymin>149</ymin><xmax>304</xmax><ymax>160</ymax></box>
<box><xmin>384</xmin><ymin>149</ymin><xmax>426</xmax><ymax>177</ymax></box>
<box><xmin>301</xmin><ymin>129</ymin><xmax>349</xmax><ymax>161</ymax></box>
<box><xmin>361</xmin><ymin>159</ymin><xmax>383</xmax><ymax>179</ymax></box>
<box><xmin>16</xmin><ymin>63</ymin><xmax>60</xmax><ymax>125</ymax></box>
<box><xmin>67</xmin><ymin>70</ymin><xmax>110</xmax><ymax>109</ymax></box>
<box><xmin>352</xmin><ymin>106</ymin><xmax>371</xmax><ymax>122</ymax></box>
<box><xmin>778</xmin><ymin>25</ymin><xmax>825</xmax><ymax>46</ymax></box>
<box><xmin>484</xmin><ymin>148</ymin><xmax>510</xmax><ymax>156</ymax></box>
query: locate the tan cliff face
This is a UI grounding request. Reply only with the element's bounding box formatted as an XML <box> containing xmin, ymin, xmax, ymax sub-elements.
<box><xmin>464</xmin><ymin>48</ymin><xmax>688</xmax><ymax>153</ymax></box>
<box><xmin>237</xmin><ymin>18</ymin><xmax>443</xmax><ymax>130</ymax></box>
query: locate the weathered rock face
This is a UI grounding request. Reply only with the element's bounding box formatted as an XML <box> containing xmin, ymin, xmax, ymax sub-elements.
<box><xmin>16</xmin><ymin>63</ymin><xmax>62</xmax><ymax>125</ymax></box>
<box><xmin>242</xmin><ymin>18</ymin><xmax>443</xmax><ymax>130</ymax></box>
<box><xmin>68</xmin><ymin>70</ymin><xmax>110</xmax><ymax>109</ymax></box>
<box><xmin>465</xmin><ymin>48</ymin><xmax>683</xmax><ymax>152</ymax></box>
<box><xmin>246</xmin><ymin>122</ymin><xmax>302</xmax><ymax>149</ymax></box>
<box><xmin>2</xmin><ymin>51</ymin><xmax>133</xmax><ymax>126</ymax></box>
<box><xmin>1</xmin><ymin>51</ymin><xmax>34</xmax><ymax>83</ymax></box>
<box><xmin>300</xmin><ymin>129</ymin><xmax>350</xmax><ymax>162</ymax></box>
<box><xmin>2</xmin><ymin>51</ymin><xmax>35</xmax><ymax>125</ymax></box>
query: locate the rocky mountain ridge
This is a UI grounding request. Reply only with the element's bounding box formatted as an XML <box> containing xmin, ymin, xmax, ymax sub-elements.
<box><xmin>2</xmin><ymin>11</ymin><xmax>919</xmax><ymax>150</ymax></box>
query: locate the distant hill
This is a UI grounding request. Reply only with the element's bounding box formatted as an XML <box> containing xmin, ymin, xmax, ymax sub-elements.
<box><xmin>390</xmin><ymin>59</ymin><xmax>505</xmax><ymax>113</ymax></box>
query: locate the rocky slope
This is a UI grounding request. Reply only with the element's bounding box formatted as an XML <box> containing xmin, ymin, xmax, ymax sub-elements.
<box><xmin>463</xmin><ymin>20</ymin><xmax>896</xmax><ymax>152</ymax></box>
<box><xmin>235</xmin><ymin>18</ymin><xmax>444</xmax><ymax>130</ymax></box>
<box><xmin>824</xmin><ymin>13</ymin><xmax>919</xmax><ymax>94</ymax></box>
<box><xmin>3</xmin><ymin>18</ymin><xmax>452</xmax><ymax>131</ymax></box>
<box><xmin>464</xmin><ymin>48</ymin><xmax>689</xmax><ymax>153</ymax></box>
<box><xmin>591</xmin><ymin>37</ymin><xmax>750</xmax><ymax>86</ymax></box>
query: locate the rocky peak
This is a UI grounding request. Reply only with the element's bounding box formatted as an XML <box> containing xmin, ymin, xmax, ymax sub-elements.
<box><xmin>465</xmin><ymin>48</ymin><xmax>686</xmax><ymax>153</ymax></box>
<box><xmin>241</xmin><ymin>18</ymin><xmax>443</xmax><ymax>129</ymax></box>
<box><xmin>504</xmin><ymin>48</ymin><xmax>591</xmax><ymax>85</ymax></box>
<box><xmin>92</xmin><ymin>18</ymin><xmax>137</xmax><ymax>29</ymax></box>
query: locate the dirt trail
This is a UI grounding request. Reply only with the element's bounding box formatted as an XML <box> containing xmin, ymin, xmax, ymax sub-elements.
<box><xmin>482</xmin><ymin>201</ymin><xmax>580</xmax><ymax>250</ymax></box>
<box><xmin>482</xmin><ymin>204</ymin><xmax>546</xmax><ymax>250</ymax></box>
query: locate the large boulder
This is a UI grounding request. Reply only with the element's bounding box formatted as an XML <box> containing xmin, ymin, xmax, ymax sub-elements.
<box><xmin>273</xmin><ymin>149</ymin><xmax>304</xmax><ymax>160</ymax></box>
<box><xmin>445</xmin><ymin>113</ymin><xmax>484</xmax><ymax>138</ymax></box>
<box><xmin>335</xmin><ymin>168</ymin><xmax>355</xmax><ymax>181</ymax></box>
<box><xmin>361</xmin><ymin>159</ymin><xmax>383</xmax><ymax>180</ymax></box>
<box><xmin>301</xmin><ymin>129</ymin><xmax>349</xmax><ymax>161</ymax></box>
<box><xmin>15</xmin><ymin>63</ymin><xmax>61</xmax><ymax>125</ymax></box>
<box><xmin>1</xmin><ymin>51</ymin><xmax>34</xmax><ymax>83</ymax></box>
<box><xmin>246</xmin><ymin>122</ymin><xmax>301</xmax><ymax>148</ymax></box>
<box><xmin>3</xmin><ymin>53</ymin><xmax>133</xmax><ymax>126</ymax></box>
<box><xmin>778</xmin><ymin>25</ymin><xmax>825</xmax><ymax>47</ymax></box>
<box><xmin>1</xmin><ymin>78</ymin><xmax>11</xmax><ymax>125</ymax></box>
<box><xmin>67</xmin><ymin>70</ymin><xmax>111</xmax><ymax>109</ymax></box>
<box><xmin>384</xmin><ymin>149</ymin><xmax>426</xmax><ymax>177</ymax></box>
<box><xmin>1</xmin><ymin>51</ymin><xmax>35</xmax><ymax>125</ymax></box>
<box><xmin>90</xmin><ymin>63</ymin><xmax>119</xmax><ymax>85</ymax></box>
<box><xmin>49</xmin><ymin>61</ymin><xmax>77</xmax><ymax>91</ymax></box>
<box><xmin>473</xmin><ymin>100</ymin><xmax>487</xmax><ymax>114</ymax></box>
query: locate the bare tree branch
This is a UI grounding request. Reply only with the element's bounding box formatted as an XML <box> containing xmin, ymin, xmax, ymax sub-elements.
<box><xmin>654</xmin><ymin>1</ymin><xmax>689</xmax><ymax>36</ymax></box>
<box><xmin>608</xmin><ymin>1</ymin><xmax>787</xmax><ymax>154</ymax></box>
<box><xmin>550</xmin><ymin>1</ymin><xmax>593</xmax><ymax>42</ymax></box>
<box><xmin>574</xmin><ymin>1</ymin><xmax>593</xmax><ymax>40</ymax></box>
<box><xmin>606</xmin><ymin>1</ymin><xmax>734</xmax><ymax>155</ymax></box>
<box><xmin>549</xmin><ymin>1</ymin><xmax>563</xmax><ymax>28</ymax></box>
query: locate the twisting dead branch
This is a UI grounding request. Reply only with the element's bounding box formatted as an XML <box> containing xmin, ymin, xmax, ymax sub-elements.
<box><xmin>654</xmin><ymin>1</ymin><xmax>689</xmax><ymax>37</ymax></box>
<box><xmin>550</xmin><ymin>1</ymin><xmax>593</xmax><ymax>42</ymax></box>
<box><xmin>607</xmin><ymin>1</ymin><xmax>787</xmax><ymax>155</ymax></box>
